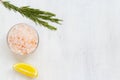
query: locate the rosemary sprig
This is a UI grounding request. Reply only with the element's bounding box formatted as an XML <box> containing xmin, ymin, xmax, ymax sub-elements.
<box><xmin>1</xmin><ymin>1</ymin><xmax>62</xmax><ymax>30</ymax></box>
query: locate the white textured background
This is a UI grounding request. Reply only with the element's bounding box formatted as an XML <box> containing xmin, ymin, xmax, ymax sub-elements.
<box><xmin>0</xmin><ymin>0</ymin><xmax>120</xmax><ymax>80</ymax></box>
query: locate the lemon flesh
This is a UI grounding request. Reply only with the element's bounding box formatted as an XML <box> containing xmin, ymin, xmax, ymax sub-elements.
<box><xmin>13</xmin><ymin>63</ymin><xmax>38</xmax><ymax>78</ymax></box>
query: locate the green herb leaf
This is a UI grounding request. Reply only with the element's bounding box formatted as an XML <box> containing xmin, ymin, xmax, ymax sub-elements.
<box><xmin>2</xmin><ymin>1</ymin><xmax>62</xmax><ymax>30</ymax></box>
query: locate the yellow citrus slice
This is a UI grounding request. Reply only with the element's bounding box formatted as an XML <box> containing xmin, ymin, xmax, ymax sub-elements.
<box><xmin>13</xmin><ymin>63</ymin><xmax>38</xmax><ymax>78</ymax></box>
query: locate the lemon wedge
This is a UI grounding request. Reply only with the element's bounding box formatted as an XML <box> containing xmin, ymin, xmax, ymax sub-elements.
<box><xmin>13</xmin><ymin>63</ymin><xmax>38</xmax><ymax>78</ymax></box>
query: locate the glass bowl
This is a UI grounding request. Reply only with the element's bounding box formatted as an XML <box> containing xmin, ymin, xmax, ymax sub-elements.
<box><xmin>7</xmin><ymin>23</ymin><xmax>39</xmax><ymax>56</ymax></box>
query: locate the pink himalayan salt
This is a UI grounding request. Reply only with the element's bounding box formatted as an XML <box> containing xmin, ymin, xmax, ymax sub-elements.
<box><xmin>7</xmin><ymin>23</ymin><xmax>39</xmax><ymax>55</ymax></box>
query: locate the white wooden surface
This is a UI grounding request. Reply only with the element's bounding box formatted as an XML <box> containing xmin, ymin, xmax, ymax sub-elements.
<box><xmin>0</xmin><ymin>0</ymin><xmax>120</xmax><ymax>80</ymax></box>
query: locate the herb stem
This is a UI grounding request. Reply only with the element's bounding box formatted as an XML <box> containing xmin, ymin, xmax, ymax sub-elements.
<box><xmin>2</xmin><ymin>1</ymin><xmax>62</xmax><ymax>30</ymax></box>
